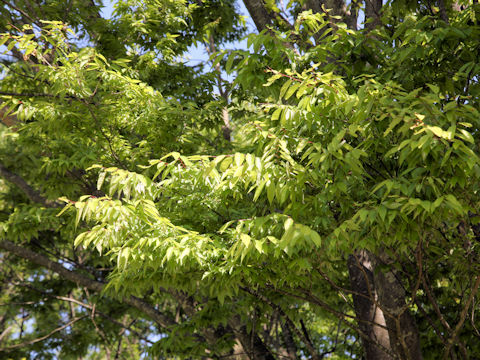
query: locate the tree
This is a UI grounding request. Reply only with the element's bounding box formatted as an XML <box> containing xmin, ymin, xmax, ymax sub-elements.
<box><xmin>0</xmin><ymin>0</ymin><xmax>479</xmax><ymax>359</ymax></box>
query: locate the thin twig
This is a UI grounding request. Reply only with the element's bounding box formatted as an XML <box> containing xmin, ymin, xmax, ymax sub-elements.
<box><xmin>442</xmin><ymin>275</ymin><xmax>480</xmax><ymax>359</ymax></box>
<box><xmin>0</xmin><ymin>315</ymin><xmax>87</xmax><ymax>351</ymax></box>
<box><xmin>264</xmin><ymin>284</ymin><xmax>396</xmax><ymax>358</ymax></box>
<box><xmin>0</xmin><ymin>0</ymin><xmax>41</xmax><ymax>26</ymax></box>
<box><xmin>241</xmin><ymin>287</ymin><xmax>321</xmax><ymax>360</ymax></box>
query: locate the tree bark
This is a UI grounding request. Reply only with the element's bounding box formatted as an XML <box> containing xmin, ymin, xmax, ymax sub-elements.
<box><xmin>242</xmin><ymin>0</ymin><xmax>274</xmax><ymax>33</ymax></box>
<box><xmin>374</xmin><ymin>253</ymin><xmax>423</xmax><ymax>360</ymax></box>
<box><xmin>348</xmin><ymin>250</ymin><xmax>423</xmax><ymax>360</ymax></box>
<box><xmin>365</xmin><ymin>0</ymin><xmax>383</xmax><ymax>29</ymax></box>
<box><xmin>348</xmin><ymin>250</ymin><xmax>393</xmax><ymax>360</ymax></box>
<box><xmin>306</xmin><ymin>0</ymin><xmax>346</xmax><ymax>18</ymax></box>
<box><xmin>345</xmin><ymin>0</ymin><xmax>360</xmax><ymax>30</ymax></box>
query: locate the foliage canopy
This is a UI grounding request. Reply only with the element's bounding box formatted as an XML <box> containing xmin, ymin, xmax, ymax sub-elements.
<box><xmin>0</xmin><ymin>1</ymin><xmax>479</xmax><ymax>359</ymax></box>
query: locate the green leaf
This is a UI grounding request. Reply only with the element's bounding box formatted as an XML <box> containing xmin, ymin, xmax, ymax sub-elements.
<box><xmin>284</xmin><ymin>217</ymin><xmax>294</xmax><ymax>231</ymax></box>
<box><xmin>240</xmin><ymin>233</ymin><xmax>251</xmax><ymax>247</ymax></box>
<box><xmin>445</xmin><ymin>194</ymin><xmax>464</xmax><ymax>214</ymax></box>
<box><xmin>234</xmin><ymin>153</ymin><xmax>245</xmax><ymax>167</ymax></box>
<box><xmin>266</xmin><ymin>180</ymin><xmax>275</xmax><ymax>204</ymax></box>
<box><xmin>253</xmin><ymin>179</ymin><xmax>267</xmax><ymax>201</ymax></box>
<box><xmin>74</xmin><ymin>233</ymin><xmax>86</xmax><ymax>248</ymax></box>
<box><xmin>280</xmin><ymin>79</ymin><xmax>293</xmax><ymax>99</ymax></box>
<box><xmin>458</xmin><ymin>129</ymin><xmax>474</xmax><ymax>144</ymax></box>
<box><xmin>378</xmin><ymin>205</ymin><xmax>387</xmax><ymax>222</ymax></box>
<box><xmin>254</xmin><ymin>239</ymin><xmax>265</xmax><ymax>253</ymax></box>
<box><xmin>284</xmin><ymin>82</ymin><xmax>301</xmax><ymax>100</ymax></box>
<box><xmin>271</xmin><ymin>107</ymin><xmax>282</xmax><ymax>121</ymax></box>
<box><xmin>310</xmin><ymin>231</ymin><xmax>321</xmax><ymax>247</ymax></box>
<box><xmin>97</xmin><ymin>171</ymin><xmax>106</xmax><ymax>190</ymax></box>
<box><xmin>219</xmin><ymin>220</ymin><xmax>235</xmax><ymax>233</ymax></box>
<box><xmin>225</xmin><ymin>52</ymin><xmax>235</xmax><ymax>73</ymax></box>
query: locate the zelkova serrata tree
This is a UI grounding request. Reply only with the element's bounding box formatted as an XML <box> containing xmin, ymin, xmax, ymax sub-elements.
<box><xmin>1</xmin><ymin>1</ymin><xmax>480</xmax><ymax>359</ymax></box>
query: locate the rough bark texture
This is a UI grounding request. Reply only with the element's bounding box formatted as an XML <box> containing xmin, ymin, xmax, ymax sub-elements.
<box><xmin>374</xmin><ymin>254</ymin><xmax>423</xmax><ymax>360</ymax></box>
<box><xmin>438</xmin><ymin>0</ymin><xmax>450</xmax><ymax>23</ymax></box>
<box><xmin>232</xmin><ymin>340</ymin><xmax>250</xmax><ymax>360</ymax></box>
<box><xmin>348</xmin><ymin>251</ymin><xmax>394</xmax><ymax>360</ymax></box>
<box><xmin>344</xmin><ymin>0</ymin><xmax>360</xmax><ymax>30</ymax></box>
<box><xmin>365</xmin><ymin>0</ymin><xmax>383</xmax><ymax>29</ymax></box>
<box><xmin>242</xmin><ymin>0</ymin><xmax>274</xmax><ymax>32</ymax></box>
<box><xmin>348</xmin><ymin>249</ymin><xmax>423</xmax><ymax>360</ymax></box>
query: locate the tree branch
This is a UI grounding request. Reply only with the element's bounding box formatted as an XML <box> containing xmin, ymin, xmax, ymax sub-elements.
<box><xmin>0</xmin><ymin>239</ymin><xmax>176</xmax><ymax>329</ymax></box>
<box><xmin>265</xmin><ymin>284</ymin><xmax>397</xmax><ymax>358</ymax></box>
<box><xmin>0</xmin><ymin>0</ymin><xmax>41</xmax><ymax>27</ymax></box>
<box><xmin>438</xmin><ymin>0</ymin><xmax>449</xmax><ymax>23</ymax></box>
<box><xmin>442</xmin><ymin>274</ymin><xmax>480</xmax><ymax>359</ymax></box>
<box><xmin>242</xmin><ymin>0</ymin><xmax>274</xmax><ymax>33</ymax></box>
<box><xmin>364</xmin><ymin>0</ymin><xmax>383</xmax><ymax>29</ymax></box>
<box><xmin>0</xmin><ymin>315</ymin><xmax>87</xmax><ymax>351</ymax></box>
<box><xmin>10</xmin><ymin>281</ymin><xmax>155</xmax><ymax>346</ymax></box>
<box><xmin>0</xmin><ymin>91</ymin><xmax>55</xmax><ymax>98</ymax></box>
<box><xmin>0</xmin><ymin>162</ymin><xmax>61</xmax><ymax>208</ymax></box>
<box><xmin>241</xmin><ymin>287</ymin><xmax>321</xmax><ymax>360</ymax></box>
<box><xmin>206</xmin><ymin>35</ymin><xmax>231</xmax><ymax>141</ymax></box>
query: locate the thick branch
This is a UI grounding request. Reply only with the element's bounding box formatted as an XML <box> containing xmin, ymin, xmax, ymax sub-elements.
<box><xmin>364</xmin><ymin>0</ymin><xmax>382</xmax><ymax>29</ymax></box>
<box><xmin>0</xmin><ymin>240</ymin><xmax>175</xmax><ymax>329</ymax></box>
<box><xmin>347</xmin><ymin>251</ymin><xmax>394</xmax><ymax>360</ymax></box>
<box><xmin>267</xmin><ymin>283</ymin><xmax>396</xmax><ymax>358</ymax></box>
<box><xmin>0</xmin><ymin>162</ymin><xmax>60</xmax><ymax>208</ymax></box>
<box><xmin>242</xmin><ymin>0</ymin><xmax>274</xmax><ymax>32</ymax></box>
<box><xmin>280</xmin><ymin>321</ymin><xmax>297</xmax><ymax>360</ymax></box>
<box><xmin>438</xmin><ymin>0</ymin><xmax>449</xmax><ymax>23</ymax></box>
<box><xmin>305</xmin><ymin>0</ymin><xmax>359</xmax><ymax>31</ymax></box>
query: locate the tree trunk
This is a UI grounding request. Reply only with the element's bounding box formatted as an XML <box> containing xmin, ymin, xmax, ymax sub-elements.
<box><xmin>374</xmin><ymin>253</ymin><xmax>423</xmax><ymax>360</ymax></box>
<box><xmin>348</xmin><ymin>250</ymin><xmax>394</xmax><ymax>360</ymax></box>
<box><xmin>348</xmin><ymin>250</ymin><xmax>423</xmax><ymax>360</ymax></box>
